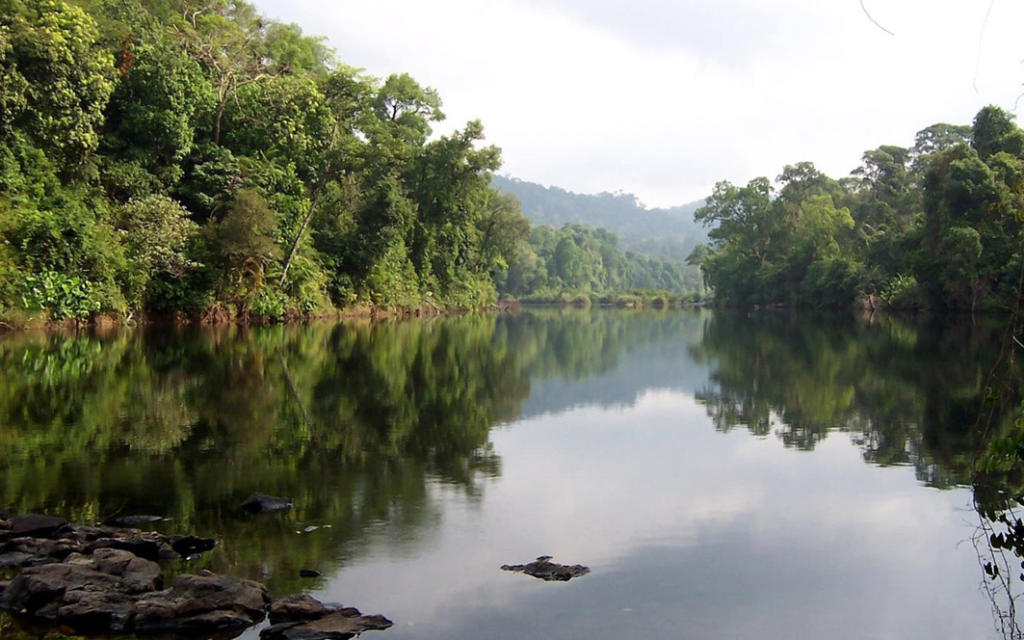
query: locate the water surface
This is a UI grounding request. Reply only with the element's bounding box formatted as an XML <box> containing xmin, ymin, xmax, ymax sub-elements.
<box><xmin>0</xmin><ymin>309</ymin><xmax>1021</xmax><ymax>639</ymax></box>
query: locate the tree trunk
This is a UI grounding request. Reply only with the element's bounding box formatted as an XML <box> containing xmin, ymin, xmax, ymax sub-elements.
<box><xmin>213</xmin><ymin>99</ymin><xmax>226</xmax><ymax>145</ymax></box>
<box><xmin>278</xmin><ymin>177</ymin><xmax>329</xmax><ymax>287</ymax></box>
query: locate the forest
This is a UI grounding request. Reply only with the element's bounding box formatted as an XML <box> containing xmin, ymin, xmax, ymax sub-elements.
<box><xmin>496</xmin><ymin>224</ymin><xmax>701</xmax><ymax>303</ymax></box>
<box><xmin>691</xmin><ymin>108</ymin><xmax>1024</xmax><ymax>311</ymax></box>
<box><xmin>0</xmin><ymin>0</ymin><xmax>707</xmax><ymax>325</ymax></box>
<box><xmin>0</xmin><ymin>0</ymin><xmax>536</xmax><ymax>322</ymax></box>
<box><xmin>0</xmin><ymin>0</ymin><xmax>695</xmax><ymax>325</ymax></box>
<box><xmin>491</xmin><ymin>175</ymin><xmax>706</xmax><ymax>263</ymax></box>
<box><xmin>6</xmin><ymin>1</ymin><xmax>1021</xmax><ymax>323</ymax></box>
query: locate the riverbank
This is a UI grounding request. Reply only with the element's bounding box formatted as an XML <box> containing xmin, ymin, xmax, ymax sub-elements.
<box><xmin>0</xmin><ymin>299</ymin><xmax>523</xmax><ymax>333</ymax></box>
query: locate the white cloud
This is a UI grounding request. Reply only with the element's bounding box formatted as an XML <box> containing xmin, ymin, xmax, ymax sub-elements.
<box><xmin>253</xmin><ymin>0</ymin><xmax>1024</xmax><ymax>206</ymax></box>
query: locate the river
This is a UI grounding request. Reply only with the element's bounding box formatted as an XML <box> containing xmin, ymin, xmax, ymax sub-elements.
<box><xmin>1</xmin><ymin>309</ymin><xmax>1022</xmax><ymax>639</ymax></box>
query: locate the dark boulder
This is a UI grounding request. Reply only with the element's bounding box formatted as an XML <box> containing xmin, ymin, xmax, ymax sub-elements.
<box><xmin>84</xmin><ymin>531</ymin><xmax>215</xmax><ymax>562</ymax></box>
<box><xmin>269</xmin><ymin>594</ymin><xmax>329</xmax><ymax>623</ymax></box>
<box><xmin>0</xmin><ymin>515</ymin><xmax>218</xmax><ymax>567</ymax></box>
<box><xmin>0</xmin><ymin>551</ymin><xmax>272</xmax><ymax>636</ymax></box>
<box><xmin>88</xmin><ymin>548</ymin><xmax>162</xmax><ymax>594</ymax></box>
<box><xmin>299</xmin><ymin>569</ymin><xmax>321</xmax><ymax>578</ymax></box>
<box><xmin>261</xmin><ymin>612</ymin><xmax>394</xmax><ymax>640</ymax></box>
<box><xmin>56</xmin><ymin>590</ymin><xmax>137</xmax><ymax>633</ymax></box>
<box><xmin>262</xmin><ymin>595</ymin><xmax>391</xmax><ymax>640</ymax></box>
<box><xmin>9</xmin><ymin>515</ymin><xmax>68</xmax><ymax>539</ymax></box>
<box><xmin>171</xmin><ymin>535</ymin><xmax>217</xmax><ymax>558</ymax></box>
<box><xmin>501</xmin><ymin>556</ymin><xmax>590</xmax><ymax>582</ymax></box>
<box><xmin>0</xmin><ymin>551</ymin><xmax>41</xmax><ymax>568</ymax></box>
<box><xmin>240</xmin><ymin>493</ymin><xmax>293</xmax><ymax>514</ymax></box>
<box><xmin>268</xmin><ymin>595</ymin><xmax>362</xmax><ymax>625</ymax></box>
<box><xmin>88</xmin><ymin>536</ymin><xmax>162</xmax><ymax>562</ymax></box>
<box><xmin>0</xmin><ymin>549</ymin><xmax>161</xmax><ymax>623</ymax></box>
<box><xmin>133</xmin><ymin>573</ymin><xmax>269</xmax><ymax>634</ymax></box>
<box><xmin>0</xmin><ymin>537</ymin><xmax>77</xmax><ymax>567</ymax></box>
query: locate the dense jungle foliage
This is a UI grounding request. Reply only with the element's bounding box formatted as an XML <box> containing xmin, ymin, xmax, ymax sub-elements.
<box><xmin>691</xmin><ymin>108</ymin><xmax>1024</xmax><ymax>311</ymax></box>
<box><xmin>0</xmin><ymin>0</ymin><xmax>527</xmax><ymax>320</ymax></box>
<box><xmin>0</xmin><ymin>0</ymin><xmax>695</xmax><ymax>323</ymax></box>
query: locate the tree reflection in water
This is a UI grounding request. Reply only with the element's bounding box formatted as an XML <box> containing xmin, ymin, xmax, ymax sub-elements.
<box><xmin>1</xmin><ymin>309</ymin><xmax>1023</xmax><ymax>636</ymax></box>
<box><xmin>691</xmin><ymin>310</ymin><xmax>1024</xmax><ymax>637</ymax></box>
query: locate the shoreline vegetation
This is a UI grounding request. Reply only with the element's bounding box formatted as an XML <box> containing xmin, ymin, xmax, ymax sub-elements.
<box><xmin>689</xmin><ymin>108</ymin><xmax>1024</xmax><ymax>314</ymax></box>
<box><xmin>3</xmin><ymin>3</ymin><xmax>1023</xmax><ymax>331</ymax></box>
<box><xmin>0</xmin><ymin>292</ymin><xmax>713</xmax><ymax>332</ymax></box>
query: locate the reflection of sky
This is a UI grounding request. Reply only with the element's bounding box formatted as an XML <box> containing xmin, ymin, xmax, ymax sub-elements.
<box><xmin>312</xmin><ymin>390</ymin><xmax>990</xmax><ymax>640</ymax></box>
<box><xmin>518</xmin><ymin>311</ymin><xmax>711</xmax><ymax>419</ymax></box>
<box><xmin>519</xmin><ymin>342</ymin><xmax>711</xmax><ymax>418</ymax></box>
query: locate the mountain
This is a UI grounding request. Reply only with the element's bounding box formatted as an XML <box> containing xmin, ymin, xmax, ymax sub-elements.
<box><xmin>492</xmin><ymin>175</ymin><xmax>708</xmax><ymax>262</ymax></box>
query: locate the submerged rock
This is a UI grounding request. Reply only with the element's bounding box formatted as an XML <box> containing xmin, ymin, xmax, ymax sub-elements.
<box><xmin>241</xmin><ymin>493</ymin><xmax>294</xmax><ymax>514</ymax></box>
<box><xmin>263</xmin><ymin>595</ymin><xmax>391</xmax><ymax>640</ymax></box>
<box><xmin>501</xmin><ymin>556</ymin><xmax>590</xmax><ymax>582</ymax></box>
<box><xmin>109</xmin><ymin>515</ymin><xmax>165</xmax><ymax>528</ymax></box>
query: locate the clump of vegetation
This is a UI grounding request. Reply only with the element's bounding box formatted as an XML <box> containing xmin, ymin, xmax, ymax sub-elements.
<box><xmin>692</xmin><ymin>113</ymin><xmax>1024</xmax><ymax>311</ymax></box>
<box><xmin>499</xmin><ymin>224</ymin><xmax>698</xmax><ymax>299</ymax></box>
<box><xmin>0</xmin><ymin>0</ymin><xmax>532</xmax><ymax>323</ymax></box>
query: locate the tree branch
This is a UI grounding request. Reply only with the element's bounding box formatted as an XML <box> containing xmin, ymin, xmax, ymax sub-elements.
<box><xmin>859</xmin><ymin>0</ymin><xmax>895</xmax><ymax>36</ymax></box>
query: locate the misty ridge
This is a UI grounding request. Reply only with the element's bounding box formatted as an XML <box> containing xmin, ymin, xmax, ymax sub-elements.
<box><xmin>492</xmin><ymin>175</ymin><xmax>707</xmax><ymax>264</ymax></box>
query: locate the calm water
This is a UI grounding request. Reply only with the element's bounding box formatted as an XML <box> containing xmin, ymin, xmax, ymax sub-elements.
<box><xmin>1</xmin><ymin>309</ymin><xmax>1022</xmax><ymax>639</ymax></box>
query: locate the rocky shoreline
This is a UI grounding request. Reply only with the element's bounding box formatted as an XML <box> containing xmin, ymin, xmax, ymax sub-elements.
<box><xmin>0</xmin><ymin>511</ymin><xmax>392</xmax><ymax>639</ymax></box>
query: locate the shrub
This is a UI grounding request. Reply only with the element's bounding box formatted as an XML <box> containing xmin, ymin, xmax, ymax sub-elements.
<box><xmin>17</xmin><ymin>270</ymin><xmax>101</xmax><ymax>319</ymax></box>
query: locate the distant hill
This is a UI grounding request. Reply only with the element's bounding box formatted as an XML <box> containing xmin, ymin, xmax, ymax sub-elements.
<box><xmin>492</xmin><ymin>175</ymin><xmax>707</xmax><ymax>262</ymax></box>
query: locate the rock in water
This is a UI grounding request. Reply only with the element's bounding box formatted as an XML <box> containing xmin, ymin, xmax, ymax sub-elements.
<box><xmin>133</xmin><ymin>573</ymin><xmax>270</xmax><ymax>634</ymax></box>
<box><xmin>240</xmin><ymin>493</ymin><xmax>294</xmax><ymax>514</ymax></box>
<box><xmin>9</xmin><ymin>514</ymin><xmax>69</xmax><ymax>538</ymax></box>
<box><xmin>262</xmin><ymin>612</ymin><xmax>394</xmax><ymax>640</ymax></box>
<box><xmin>263</xmin><ymin>595</ymin><xmax>391</xmax><ymax>640</ymax></box>
<box><xmin>109</xmin><ymin>515</ymin><xmax>165</xmax><ymax>528</ymax></box>
<box><xmin>0</xmin><ymin>514</ymin><xmax>218</xmax><ymax>567</ymax></box>
<box><xmin>1</xmin><ymin>552</ymin><xmax>270</xmax><ymax>636</ymax></box>
<box><xmin>171</xmin><ymin>535</ymin><xmax>217</xmax><ymax>557</ymax></box>
<box><xmin>299</xmin><ymin>569</ymin><xmax>321</xmax><ymax>578</ymax></box>
<box><xmin>269</xmin><ymin>594</ymin><xmax>330</xmax><ymax>623</ymax></box>
<box><xmin>0</xmin><ymin>549</ymin><xmax>162</xmax><ymax>633</ymax></box>
<box><xmin>500</xmin><ymin>556</ymin><xmax>590</xmax><ymax>582</ymax></box>
<box><xmin>87</xmin><ymin>548</ymin><xmax>163</xmax><ymax>594</ymax></box>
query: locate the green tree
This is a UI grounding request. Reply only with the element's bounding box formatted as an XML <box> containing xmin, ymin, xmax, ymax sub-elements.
<box><xmin>118</xmin><ymin>194</ymin><xmax>200</xmax><ymax>308</ymax></box>
<box><xmin>0</xmin><ymin>0</ymin><xmax>114</xmax><ymax>170</ymax></box>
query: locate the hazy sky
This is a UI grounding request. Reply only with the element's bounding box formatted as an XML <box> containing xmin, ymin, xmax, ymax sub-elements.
<box><xmin>252</xmin><ymin>0</ymin><xmax>1024</xmax><ymax>207</ymax></box>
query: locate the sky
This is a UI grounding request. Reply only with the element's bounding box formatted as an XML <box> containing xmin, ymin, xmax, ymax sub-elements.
<box><xmin>252</xmin><ymin>0</ymin><xmax>1024</xmax><ymax>207</ymax></box>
